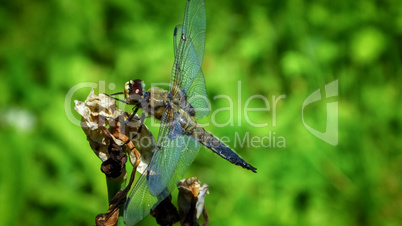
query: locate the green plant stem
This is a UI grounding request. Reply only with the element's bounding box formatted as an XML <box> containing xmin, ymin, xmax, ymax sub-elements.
<box><xmin>106</xmin><ymin>168</ymin><xmax>127</xmax><ymax>225</ymax></box>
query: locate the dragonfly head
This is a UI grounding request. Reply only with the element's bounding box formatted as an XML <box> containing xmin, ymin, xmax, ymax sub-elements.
<box><xmin>124</xmin><ymin>79</ymin><xmax>145</xmax><ymax>105</ymax></box>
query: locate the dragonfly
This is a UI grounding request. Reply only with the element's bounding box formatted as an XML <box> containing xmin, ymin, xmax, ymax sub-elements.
<box><xmin>107</xmin><ymin>0</ymin><xmax>257</xmax><ymax>224</ymax></box>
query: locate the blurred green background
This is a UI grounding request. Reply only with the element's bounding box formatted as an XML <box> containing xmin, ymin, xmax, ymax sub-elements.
<box><xmin>1</xmin><ymin>0</ymin><xmax>401</xmax><ymax>225</ymax></box>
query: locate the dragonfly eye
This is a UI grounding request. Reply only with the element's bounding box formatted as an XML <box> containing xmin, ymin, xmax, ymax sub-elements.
<box><xmin>124</xmin><ymin>79</ymin><xmax>144</xmax><ymax>104</ymax></box>
<box><xmin>131</xmin><ymin>79</ymin><xmax>143</xmax><ymax>95</ymax></box>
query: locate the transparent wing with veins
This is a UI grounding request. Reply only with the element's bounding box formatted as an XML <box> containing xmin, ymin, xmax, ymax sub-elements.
<box><xmin>171</xmin><ymin>0</ymin><xmax>209</xmax><ymax>119</ymax></box>
<box><xmin>124</xmin><ymin>110</ymin><xmax>201</xmax><ymax>225</ymax></box>
<box><xmin>124</xmin><ymin>173</ymin><xmax>157</xmax><ymax>226</ymax></box>
<box><xmin>124</xmin><ymin>109</ymin><xmax>182</xmax><ymax>225</ymax></box>
<box><xmin>146</xmin><ymin>109</ymin><xmax>183</xmax><ymax>197</ymax></box>
<box><xmin>146</xmin><ymin>105</ymin><xmax>202</xmax><ymax>195</ymax></box>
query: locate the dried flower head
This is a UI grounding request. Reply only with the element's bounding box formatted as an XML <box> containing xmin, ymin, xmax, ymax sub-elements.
<box><xmin>74</xmin><ymin>89</ymin><xmax>155</xmax><ymax>172</ymax></box>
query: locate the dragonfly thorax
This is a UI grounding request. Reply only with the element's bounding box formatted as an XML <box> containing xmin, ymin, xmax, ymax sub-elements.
<box><xmin>124</xmin><ymin>79</ymin><xmax>145</xmax><ymax>105</ymax></box>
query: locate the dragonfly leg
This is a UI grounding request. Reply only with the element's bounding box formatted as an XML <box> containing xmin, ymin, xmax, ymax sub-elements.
<box><xmin>104</xmin><ymin>92</ymin><xmax>128</xmax><ymax>104</ymax></box>
<box><xmin>125</xmin><ymin>106</ymin><xmax>146</xmax><ymax>140</ymax></box>
<box><xmin>130</xmin><ymin>112</ymin><xmax>146</xmax><ymax>140</ymax></box>
<box><xmin>125</xmin><ymin>106</ymin><xmax>140</xmax><ymax>124</ymax></box>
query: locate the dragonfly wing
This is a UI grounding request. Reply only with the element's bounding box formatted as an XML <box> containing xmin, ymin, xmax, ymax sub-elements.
<box><xmin>185</xmin><ymin>69</ymin><xmax>209</xmax><ymax>119</ymax></box>
<box><xmin>184</xmin><ymin>0</ymin><xmax>206</xmax><ymax>64</ymax></box>
<box><xmin>174</xmin><ymin>134</ymin><xmax>201</xmax><ymax>176</ymax></box>
<box><xmin>124</xmin><ymin>136</ymin><xmax>200</xmax><ymax>225</ymax></box>
<box><xmin>171</xmin><ymin>0</ymin><xmax>209</xmax><ymax>118</ymax></box>
<box><xmin>173</xmin><ymin>25</ymin><xmax>183</xmax><ymax>59</ymax></box>
<box><xmin>146</xmin><ymin>108</ymin><xmax>183</xmax><ymax>197</ymax></box>
<box><xmin>154</xmin><ymin>123</ymin><xmax>202</xmax><ymax>201</ymax></box>
<box><xmin>124</xmin><ymin>173</ymin><xmax>157</xmax><ymax>226</ymax></box>
<box><xmin>172</xmin><ymin>0</ymin><xmax>205</xmax><ymax>82</ymax></box>
<box><xmin>171</xmin><ymin>27</ymin><xmax>203</xmax><ymax>95</ymax></box>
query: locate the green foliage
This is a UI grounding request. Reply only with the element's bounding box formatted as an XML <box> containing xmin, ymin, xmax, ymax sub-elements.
<box><xmin>0</xmin><ymin>0</ymin><xmax>401</xmax><ymax>225</ymax></box>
